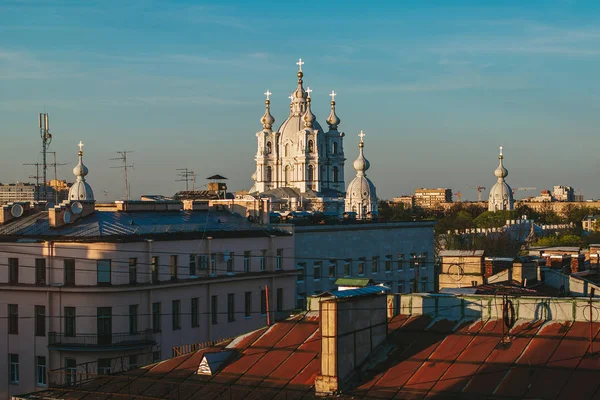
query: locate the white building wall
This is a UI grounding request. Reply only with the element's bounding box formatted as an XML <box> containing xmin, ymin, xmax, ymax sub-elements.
<box><xmin>0</xmin><ymin>234</ymin><xmax>295</xmax><ymax>399</ymax></box>
<box><xmin>294</xmin><ymin>222</ymin><xmax>436</xmax><ymax>306</ymax></box>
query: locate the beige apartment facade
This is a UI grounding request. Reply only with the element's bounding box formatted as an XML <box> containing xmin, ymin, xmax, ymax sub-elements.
<box><xmin>0</xmin><ymin>207</ymin><xmax>296</xmax><ymax>399</ymax></box>
<box><xmin>414</xmin><ymin>188</ymin><xmax>452</xmax><ymax>209</ymax></box>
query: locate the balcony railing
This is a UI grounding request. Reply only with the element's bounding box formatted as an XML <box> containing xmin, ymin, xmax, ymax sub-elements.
<box><xmin>48</xmin><ymin>330</ymin><xmax>155</xmax><ymax>350</ymax></box>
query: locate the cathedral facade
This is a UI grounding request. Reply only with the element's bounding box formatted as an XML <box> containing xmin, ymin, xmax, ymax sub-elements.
<box><xmin>251</xmin><ymin>60</ymin><xmax>346</xmax><ymax>196</ymax></box>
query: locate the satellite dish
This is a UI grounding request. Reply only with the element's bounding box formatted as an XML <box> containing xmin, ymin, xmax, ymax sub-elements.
<box><xmin>71</xmin><ymin>202</ymin><xmax>83</xmax><ymax>215</ymax></box>
<box><xmin>63</xmin><ymin>211</ymin><xmax>72</xmax><ymax>224</ymax></box>
<box><xmin>10</xmin><ymin>204</ymin><xmax>23</xmax><ymax>218</ymax></box>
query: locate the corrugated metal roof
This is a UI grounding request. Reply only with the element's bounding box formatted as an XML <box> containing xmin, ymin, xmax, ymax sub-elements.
<box><xmin>334</xmin><ymin>277</ymin><xmax>375</xmax><ymax>287</ymax></box>
<box><xmin>0</xmin><ymin>210</ymin><xmax>289</xmax><ymax>240</ymax></box>
<box><xmin>18</xmin><ymin>312</ymin><xmax>600</xmax><ymax>400</ymax></box>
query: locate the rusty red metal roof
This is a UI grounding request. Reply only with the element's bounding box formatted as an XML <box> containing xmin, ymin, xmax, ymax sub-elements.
<box><xmin>18</xmin><ymin>312</ymin><xmax>600</xmax><ymax>400</ymax></box>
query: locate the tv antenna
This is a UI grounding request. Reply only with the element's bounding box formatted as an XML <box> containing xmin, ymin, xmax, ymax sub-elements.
<box><xmin>23</xmin><ymin>162</ymin><xmax>41</xmax><ymax>200</ymax></box>
<box><xmin>110</xmin><ymin>151</ymin><xmax>134</xmax><ymax>201</ymax></box>
<box><xmin>38</xmin><ymin>113</ymin><xmax>52</xmax><ymax>201</ymax></box>
<box><xmin>176</xmin><ymin>168</ymin><xmax>195</xmax><ymax>191</ymax></box>
<box><xmin>45</xmin><ymin>152</ymin><xmax>68</xmax><ymax>204</ymax></box>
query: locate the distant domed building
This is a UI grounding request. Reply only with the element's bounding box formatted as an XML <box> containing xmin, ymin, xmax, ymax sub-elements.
<box><xmin>68</xmin><ymin>141</ymin><xmax>94</xmax><ymax>201</ymax></box>
<box><xmin>345</xmin><ymin>131</ymin><xmax>378</xmax><ymax>218</ymax></box>
<box><xmin>488</xmin><ymin>146</ymin><xmax>514</xmax><ymax>211</ymax></box>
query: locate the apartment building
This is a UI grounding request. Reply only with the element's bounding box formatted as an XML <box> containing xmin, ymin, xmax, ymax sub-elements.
<box><xmin>293</xmin><ymin>220</ymin><xmax>435</xmax><ymax>309</ymax></box>
<box><xmin>413</xmin><ymin>188</ymin><xmax>452</xmax><ymax>209</ymax></box>
<box><xmin>0</xmin><ymin>183</ymin><xmax>55</xmax><ymax>205</ymax></box>
<box><xmin>0</xmin><ymin>202</ymin><xmax>295</xmax><ymax>398</ymax></box>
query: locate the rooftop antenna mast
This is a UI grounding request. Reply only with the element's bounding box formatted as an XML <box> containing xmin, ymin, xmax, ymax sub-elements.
<box><xmin>110</xmin><ymin>151</ymin><xmax>134</xmax><ymax>201</ymax></box>
<box><xmin>23</xmin><ymin>162</ymin><xmax>41</xmax><ymax>201</ymax></box>
<box><xmin>38</xmin><ymin>113</ymin><xmax>52</xmax><ymax>201</ymax></box>
<box><xmin>46</xmin><ymin>152</ymin><xmax>68</xmax><ymax>204</ymax></box>
<box><xmin>176</xmin><ymin>168</ymin><xmax>195</xmax><ymax>191</ymax></box>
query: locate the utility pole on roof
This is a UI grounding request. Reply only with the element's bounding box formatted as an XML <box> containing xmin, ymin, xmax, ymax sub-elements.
<box><xmin>111</xmin><ymin>151</ymin><xmax>134</xmax><ymax>201</ymax></box>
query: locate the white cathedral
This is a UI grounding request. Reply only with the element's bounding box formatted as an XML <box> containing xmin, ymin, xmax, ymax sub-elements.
<box><xmin>248</xmin><ymin>59</ymin><xmax>378</xmax><ymax>218</ymax></box>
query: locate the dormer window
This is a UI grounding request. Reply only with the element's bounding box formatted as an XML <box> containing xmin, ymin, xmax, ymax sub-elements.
<box><xmin>332</xmin><ymin>142</ymin><xmax>338</xmax><ymax>155</ymax></box>
<box><xmin>308</xmin><ymin>140</ymin><xmax>314</xmax><ymax>153</ymax></box>
<box><xmin>266</xmin><ymin>142</ymin><xmax>272</xmax><ymax>155</ymax></box>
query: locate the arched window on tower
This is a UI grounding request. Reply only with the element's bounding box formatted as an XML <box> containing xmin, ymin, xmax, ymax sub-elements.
<box><xmin>266</xmin><ymin>166</ymin><xmax>272</xmax><ymax>182</ymax></box>
<box><xmin>308</xmin><ymin>140</ymin><xmax>314</xmax><ymax>153</ymax></box>
<box><xmin>333</xmin><ymin>167</ymin><xmax>339</xmax><ymax>183</ymax></box>
<box><xmin>284</xmin><ymin>165</ymin><xmax>290</xmax><ymax>185</ymax></box>
<box><xmin>266</xmin><ymin>141</ymin><xmax>272</xmax><ymax>155</ymax></box>
<box><xmin>307</xmin><ymin>165</ymin><xmax>314</xmax><ymax>182</ymax></box>
<box><xmin>332</xmin><ymin>142</ymin><xmax>338</xmax><ymax>155</ymax></box>
<box><xmin>284</xmin><ymin>144</ymin><xmax>289</xmax><ymax>157</ymax></box>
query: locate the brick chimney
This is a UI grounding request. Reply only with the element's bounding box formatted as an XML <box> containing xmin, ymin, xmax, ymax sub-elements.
<box><xmin>314</xmin><ymin>289</ymin><xmax>388</xmax><ymax>396</ymax></box>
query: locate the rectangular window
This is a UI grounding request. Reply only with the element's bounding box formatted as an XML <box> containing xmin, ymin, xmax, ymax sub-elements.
<box><xmin>398</xmin><ymin>281</ymin><xmax>405</xmax><ymax>293</ymax></box>
<box><xmin>172</xmin><ymin>300</ymin><xmax>181</xmax><ymax>330</ymax></box>
<box><xmin>64</xmin><ymin>259</ymin><xmax>75</xmax><ymax>286</ymax></box>
<box><xmin>8</xmin><ymin>258</ymin><xmax>18</xmax><ymax>284</ymax></box>
<box><xmin>313</xmin><ymin>262</ymin><xmax>322</xmax><ymax>280</ymax></box>
<box><xmin>420</xmin><ymin>252</ymin><xmax>428</xmax><ymax>269</ymax></box>
<box><xmin>244</xmin><ymin>251</ymin><xmax>251</xmax><ymax>273</ymax></box>
<box><xmin>36</xmin><ymin>356</ymin><xmax>46</xmax><ymax>386</ymax></box>
<box><xmin>128</xmin><ymin>355</ymin><xmax>138</xmax><ymax>370</ymax></box>
<box><xmin>199</xmin><ymin>255</ymin><xmax>208</xmax><ymax>270</ymax></box>
<box><xmin>344</xmin><ymin>260</ymin><xmax>351</xmax><ymax>277</ymax></box>
<box><xmin>410</xmin><ymin>253</ymin><xmax>417</xmax><ymax>269</ymax></box>
<box><xmin>152</xmin><ymin>256</ymin><xmax>159</xmax><ymax>283</ymax></box>
<box><xmin>372</xmin><ymin>256</ymin><xmax>379</xmax><ymax>273</ymax></box>
<box><xmin>276</xmin><ymin>288</ymin><xmax>283</xmax><ymax>312</ymax></box>
<box><xmin>191</xmin><ymin>298</ymin><xmax>199</xmax><ymax>327</ymax></box>
<box><xmin>260</xmin><ymin>250</ymin><xmax>266</xmax><ymax>272</ymax></box>
<box><xmin>276</xmin><ymin>249</ymin><xmax>283</xmax><ymax>270</ymax></box>
<box><xmin>129</xmin><ymin>258</ymin><xmax>137</xmax><ymax>284</ymax></box>
<box><xmin>35</xmin><ymin>258</ymin><xmax>46</xmax><ymax>285</ymax></box>
<box><xmin>397</xmin><ymin>254</ymin><xmax>404</xmax><ymax>271</ymax></box>
<box><xmin>297</xmin><ymin>263</ymin><xmax>305</xmax><ymax>282</ymax></box>
<box><xmin>227</xmin><ymin>252</ymin><xmax>234</xmax><ymax>273</ymax></box>
<box><xmin>245</xmin><ymin>291</ymin><xmax>252</xmax><ymax>318</ymax></box>
<box><xmin>385</xmin><ymin>255</ymin><xmax>392</xmax><ymax>272</ymax></box>
<box><xmin>8</xmin><ymin>304</ymin><xmax>18</xmax><ymax>334</ymax></box>
<box><xmin>152</xmin><ymin>302</ymin><xmax>161</xmax><ymax>332</ymax></box>
<box><xmin>97</xmin><ymin>307</ymin><xmax>112</xmax><ymax>346</ymax></box>
<box><xmin>65</xmin><ymin>307</ymin><xmax>76</xmax><ymax>336</ymax></box>
<box><xmin>260</xmin><ymin>289</ymin><xmax>267</xmax><ymax>315</ymax></box>
<box><xmin>358</xmin><ymin>258</ymin><xmax>365</xmax><ymax>275</ymax></box>
<box><xmin>129</xmin><ymin>305</ymin><xmax>138</xmax><ymax>334</ymax></box>
<box><xmin>410</xmin><ymin>279</ymin><xmax>415</xmax><ymax>293</ymax></box>
<box><xmin>189</xmin><ymin>254</ymin><xmax>196</xmax><ymax>276</ymax></box>
<box><xmin>421</xmin><ymin>278</ymin><xmax>428</xmax><ymax>292</ymax></box>
<box><xmin>211</xmin><ymin>295</ymin><xmax>218</xmax><ymax>324</ymax></box>
<box><xmin>328</xmin><ymin>262</ymin><xmax>336</xmax><ymax>279</ymax></box>
<box><xmin>35</xmin><ymin>305</ymin><xmax>45</xmax><ymax>337</ymax></box>
<box><xmin>98</xmin><ymin>358</ymin><xmax>111</xmax><ymax>375</ymax></box>
<box><xmin>210</xmin><ymin>254</ymin><xmax>217</xmax><ymax>275</ymax></box>
<box><xmin>65</xmin><ymin>358</ymin><xmax>76</xmax><ymax>386</ymax></box>
<box><xmin>97</xmin><ymin>259</ymin><xmax>111</xmax><ymax>285</ymax></box>
<box><xmin>153</xmin><ymin>351</ymin><xmax>160</xmax><ymax>363</ymax></box>
<box><xmin>9</xmin><ymin>354</ymin><xmax>19</xmax><ymax>383</ymax></box>
<box><xmin>170</xmin><ymin>255</ymin><xmax>178</xmax><ymax>280</ymax></box>
<box><xmin>227</xmin><ymin>293</ymin><xmax>235</xmax><ymax>322</ymax></box>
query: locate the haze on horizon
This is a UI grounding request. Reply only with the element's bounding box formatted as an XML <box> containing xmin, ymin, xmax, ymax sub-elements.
<box><xmin>1</xmin><ymin>0</ymin><xmax>599</xmax><ymax>202</ymax></box>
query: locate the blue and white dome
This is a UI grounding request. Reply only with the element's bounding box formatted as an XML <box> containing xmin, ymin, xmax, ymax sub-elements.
<box><xmin>68</xmin><ymin>141</ymin><xmax>94</xmax><ymax>201</ymax></box>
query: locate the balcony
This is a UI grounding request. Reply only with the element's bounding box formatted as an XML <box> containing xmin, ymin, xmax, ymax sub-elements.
<box><xmin>48</xmin><ymin>330</ymin><xmax>155</xmax><ymax>352</ymax></box>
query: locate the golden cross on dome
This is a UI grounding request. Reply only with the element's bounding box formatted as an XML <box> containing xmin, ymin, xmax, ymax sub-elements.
<box><xmin>78</xmin><ymin>141</ymin><xmax>84</xmax><ymax>152</ymax></box>
<box><xmin>289</xmin><ymin>94</ymin><xmax>294</xmax><ymax>102</ymax></box>
<box><xmin>264</xmin><ymin>90</ymin><xmax>272</xmax><ymax>101</ymax></box>
<box><xmin>329</xmin><ymin>90</ymin><xmax>337</xmax><ymax>101</ymax></box>
<box><xmin>306</xmin><ymin>87</ymin><xmax>312</xmax><ymax>98</ymax></box>
<box><xmin>296</xmin><ymin>58</ymin><xmax>304</xmax><ymax>71</ymax></box>
<box><xmin>358</xmin><ymin>130</ymin><xmax>366</xmax><ymax>142</ymax></box>
<box><xmin>499</xmin><ymin>146</ymin><xmax>503</xmax><ymax>156</ymax></box>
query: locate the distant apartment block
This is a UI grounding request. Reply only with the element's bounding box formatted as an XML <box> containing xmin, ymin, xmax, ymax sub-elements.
<box><xmin>391</xmin><ymin>196</ymin><xmax>415</xmax><ymax>208</ymax></box>
<box><xmin>414</xmin><ymin>188</ymin><xmax>452</xmax><ymax>209</ymax></box>
<box><xmin>0</xmin><ymin>183</ymin><xmax>55</xmax><ymax>205</ymax></box>
<box><xmin>553</xmin><ymin>185</ymin><xmax>575</xmax><ymax>202</ymax></box>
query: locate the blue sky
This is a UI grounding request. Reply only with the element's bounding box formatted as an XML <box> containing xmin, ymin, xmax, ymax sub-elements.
<box><xmin>1</xmin><ymin>0</ymin><xmax>600</xmax><ymax>201</ymax></box>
